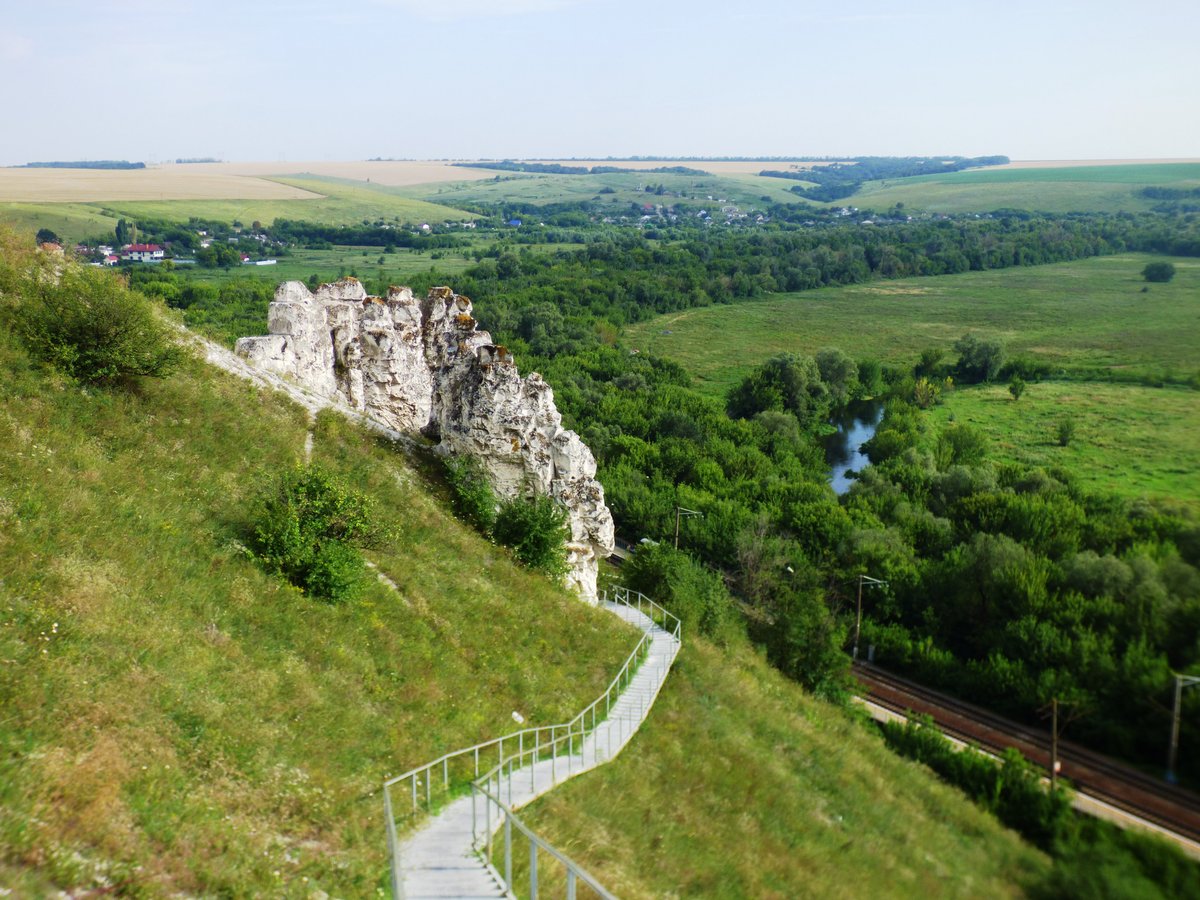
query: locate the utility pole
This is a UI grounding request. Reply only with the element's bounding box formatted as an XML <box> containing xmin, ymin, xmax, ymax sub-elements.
<box><xmin>673</xmin><ymin>506</ymin><xmax>702</xmax><ymax>549</ymax></box>
<box><xmin>1167</xmin><ymin>673</ymin><xmax>1200</xmax><ymax>783</ymax></box>
<box><xmin>853</xmin><ymin>574</ymin><xmax>887</xmax><ymax>660</ymax></box>
<box><xmin>1051</xmin><ymin>697</ymin><xmax>1059</xmax><ymax>790</ymax></box>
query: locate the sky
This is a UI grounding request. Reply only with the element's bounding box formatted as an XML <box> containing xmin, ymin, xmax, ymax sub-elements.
<box><xmin>1</xmin><ymin>0</ymin><xmax>1197</xmax><ymax>164</ymax></box>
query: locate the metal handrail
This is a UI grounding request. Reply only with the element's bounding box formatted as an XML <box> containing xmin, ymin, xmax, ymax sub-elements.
<box><xmin>383</xmin><ymin>588</ymin><xmax>681</xmax><ymax>897</ymax></box>
<box><xmin>470</xmin><ymin>627</ymin><xmax>678</xmax><ymax>898</ymax></box>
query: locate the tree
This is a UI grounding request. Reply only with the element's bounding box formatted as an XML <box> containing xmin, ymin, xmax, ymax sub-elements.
<box><xmin>1142</xmin><ymin>261</ymin><xmax>1176</xmax><ymax>283</ymax></box>
<box><xmin>35</xmin><ymin>228</ymin><xmax>60</xmax><ymax>245</ymax></box>
<box><xmin>954</xmin><ymin>333</ymin><xmax>1006</xmax><ymax>383</ymax></box>
<box><xmin>115</xmin><ymin>218</ymin><xmax>131</xmax><ymax>245</ymax></box>
<box><xmin>1009</xmin><ymin>376</ymin><xmax>1026</xmax><ymax>401</ymax></box>
<box><xmin>727</xmin><ymin>352</ymin><xmax>830</xmax><ymax>428</ymax></box>
<box><xmin>816</xmin><ymin>347</ymin><xmax>859</xmax><ymax>406</ymax></box>
<box><xmin>935</xmin><ymin>423</ymin><xmax>988</xmax><ymax>469</ymax></box>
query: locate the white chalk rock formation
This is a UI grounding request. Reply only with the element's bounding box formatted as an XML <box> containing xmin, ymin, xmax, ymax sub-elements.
<box><xmin>235</xmin><ymin>279</ymin><xmax>615</xmax><ymax>602</ymax></box>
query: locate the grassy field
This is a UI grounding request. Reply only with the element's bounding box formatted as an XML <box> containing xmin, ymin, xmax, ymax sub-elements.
<box><xmin>930</xmin><ymin>382</ymin><xmax>1200</xmax><ymax>507</ymax></box>
<box><xmin>843</xmin><ymin>163</ymin><xmax>1200</xmax><ymax>214</ymax></box>
<box><xmin>502</xmin><ymin>638</ymin><xmax>1049</xmax><ymax>899</ymax></box>
<box><xmin>183</xmin><ymin>245</ymin><xmax>479</xmax><ymax>288</ymax></box>
<box><xmin>413</xmin><ymin>168</ymin><xmax>805</xmax><ymax>210</ymax></box>
<box><xmin>627</xmin><ymin>254</ymin><xmax>1200</xmax><ymax>397</ymax></box>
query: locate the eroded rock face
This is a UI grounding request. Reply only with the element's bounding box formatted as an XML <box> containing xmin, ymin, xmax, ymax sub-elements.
<box><xmin>235</xmin><ymin>279</ymin><xmax>615</xmax><ymax>602</ymax></box>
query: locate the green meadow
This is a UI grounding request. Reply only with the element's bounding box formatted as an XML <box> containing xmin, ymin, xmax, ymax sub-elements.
<box><xmin>842</xmin><ymin>163</ymin><xmax>1200</xmax><ymax>214</ymax></box>
<box><xmin>181</xmin><ymin>245</ymin><xmax>479</xmax><ymax>287</ymax></box>
<box><xmin>627</xmin><ymin>254</ymin><xmax>1200</xmax><ymax>397</ymax></box>
<box><xmin>411</xmin><ymin>168</ymin><xmax>803</xmax><ymax>210</ymax></box>
<box><xmin>933</xmin><ymin>382</ymin><xmax>1200</xmax><ymax>508</ymax></box>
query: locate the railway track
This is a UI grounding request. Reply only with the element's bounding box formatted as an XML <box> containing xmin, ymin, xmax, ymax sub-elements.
<box><xmin>854</xmin><ymin>661</ymin><xmax>1200</xmax><ymax>845</ymax></box>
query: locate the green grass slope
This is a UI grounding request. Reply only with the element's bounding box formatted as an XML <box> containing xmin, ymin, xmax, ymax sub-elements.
<box><xmin>843</xmin><ymin>163</ymin><xmax>1200</xmax><ymax>214</ymax></box>
<box><xmin>0</xmin><ymin>329</ymin><xmax>637</xmax><ymax>895</ymax></box>
<box><xmin>506</xmin><ymin>639</ymin><xmax>1049</xmax><ymax>899</ymax></box>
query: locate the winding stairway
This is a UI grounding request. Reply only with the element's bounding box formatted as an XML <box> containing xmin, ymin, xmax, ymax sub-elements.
<box><xmin>384</xmin><ymin>590</ymin><xmax>682</xmax><ymax>899</ymax></box>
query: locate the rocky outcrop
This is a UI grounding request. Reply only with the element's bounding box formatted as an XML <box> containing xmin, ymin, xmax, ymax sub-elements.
<box><xmin>235</xmin><ymin>279</ymin><xmax>615</xmax><ymax>602</ymax></box>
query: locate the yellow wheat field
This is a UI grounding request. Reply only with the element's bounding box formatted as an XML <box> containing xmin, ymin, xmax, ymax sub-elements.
<box><xmin>0</xmin><ymin>160</ymin><xmax>494</xmax><ymax>203</ymax></box>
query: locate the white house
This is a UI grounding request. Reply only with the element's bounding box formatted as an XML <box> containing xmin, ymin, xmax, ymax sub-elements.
<box><xmin>122</xmin><ymin>244</ymin><xmax>164</xmax><ymax>262</ymax></box>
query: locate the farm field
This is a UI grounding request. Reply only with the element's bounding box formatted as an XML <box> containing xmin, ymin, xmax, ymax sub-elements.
<box><xmin>626</xmin><ymin>254</ymin><xmax>1200</xmax><ymax>397</ymax></box>
<box><xmin>100</xmin><ymin>176</ymin><xmax>472</xmax><ymax>230</ymax></box>
<box><xmin>929</xmin><ymin>382</ymin><xmax>1200</xmax><ymax>508</ymax></box>
<box><xmin>506</xmin><ymin>159</ymin><xmax>849</xmax><ymax>175</ymax></box>
<box><xmin>841</xmin><ymin>162</ymin><xmax>1200</xmax><ymax>214</ymax></box>
<box><xmin>0</xmin><ymin>166</ymin><xmax>320</xmax><ymax>203</ymax></box>
<box><xmin>412</xmin><ymin>168</ymin><xmax>806</xmax><ymax>209</ymax></box>
<box><xmin>0</xmin><ymin>175</ymin><xmax>477</xmax><ymax>243</ymax></box>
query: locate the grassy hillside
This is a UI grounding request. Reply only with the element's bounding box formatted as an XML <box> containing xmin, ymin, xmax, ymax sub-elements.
<box><xmin>410</xmin><ymin>168</ymin><xmax>803</xmax><ymax>210</ymax></box>
<box><xmin>0</xmin><ymin>177</ymin><xmax>475</xmax><ymax>244</ymax></box>
<box><xmin>0</xmin><ymin>314</ymin><xmax>639</xmax><ymax>894</ymax></box>
<box><xmin>0</xmin><ymin>239</ymin><xmax>1102</xmax><ymax>897</ymax></box>
<box><xmin>627</xmin><ymin>254</ymin><xmax>1200</xmax><ymax>396</ymax></box>
<box><xmin>0</xmin><ymin>201</ymin><xmax>122</xmax><ymax>244</ymax></box>
<box><xmin>504</xmin><ymin>639</ymin><xmax>1049</xmax><ymax>898</ymax></box>
<box><xmin>842</xmin><ymin>163</ymin><xmax>1200</xmax><ymax>214</ymax></box>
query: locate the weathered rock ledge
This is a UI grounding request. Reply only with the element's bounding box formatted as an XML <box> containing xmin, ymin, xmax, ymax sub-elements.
<box><xmin>235</xmin><ymin>279</ymin><xmax>615</xmax><ymax>602</ymax></box>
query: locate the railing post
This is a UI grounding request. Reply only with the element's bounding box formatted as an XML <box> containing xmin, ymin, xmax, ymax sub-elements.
<box><xmin>411</xmin><ymin>774</ymin><xmax>417</xmax><ymax>812</ymax></box>
<box><xmin>384</xmin><ymin>786</ymin><xmax>403</xmax><ymax>900</ymax></box>
<box><xmin>474</xmin><ymin>746</ymin><xmax>479</xmax><ymax>777</ymax></box>
<box><xmin>471</xmin><ymin>783</ymin><xmax>477</xmax><ymax>844</ymax></box>
<box><xmin>530</xmin><ymin>841</ymin><xmax>539</xmax><ymax>900</ymax></box>
<box><xmin>567</xmin><ymin>869</ymin><xmax>577</xmax><ymax>900</ymax></box>
<box><xmin>486</xmin><ymin>784</ymin><xmax>492</xmax><ymax>859</ymax></box>
<box><xmin>443</xmin><ymin>757</ymin><xmax>448</xmax><ymax>789</ymax></box>
<box><xmin>425</xmin><ymin>766</ymin><xmax>431</xmax><ymax>808</ymax></box>
<box><xmin>504</xmin><ymin>811</ymin><xmax>512</xmax><ymax>889</ymax></box>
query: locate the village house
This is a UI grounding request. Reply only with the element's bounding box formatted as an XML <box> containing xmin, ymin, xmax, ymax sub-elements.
<box><xmin>122</xmin><ymin>243</ymin><xmax>164</xmax><ymax>262</ymax></box>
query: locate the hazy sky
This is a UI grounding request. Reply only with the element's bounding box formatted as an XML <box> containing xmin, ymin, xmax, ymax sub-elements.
<box><xmin>2</xmin><ymin>0</ymin><xmax>1197</xmax><ymax>164</ymax></box>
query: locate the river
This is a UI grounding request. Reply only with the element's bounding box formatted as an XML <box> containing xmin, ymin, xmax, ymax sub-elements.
<box><xmin>824</xmin><ymin>399</ymin><xmax>884</xmax><ymax>495</ymax></box>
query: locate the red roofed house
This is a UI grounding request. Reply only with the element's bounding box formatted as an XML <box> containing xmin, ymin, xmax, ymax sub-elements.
<box><xmin>122</xmin><ymin>243</ymin><xmax>164</xmax><ymax>262</ymax></box>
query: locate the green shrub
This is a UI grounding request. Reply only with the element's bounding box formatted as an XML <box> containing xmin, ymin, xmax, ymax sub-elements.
<box><xmin>493</xmin><ymin>493</ymin><xmax>570</xmax><ymax>578</ymax></box>
<box><xmin>252</xmin><ymin>463</ymin><xmax>392</xmax><ymax>602</ymax></box>
<box><xmin>625</xmin><ymin>542</ymin><xmax>739</xmax><ymax>642</ymax></box>
<box><xmin>11</xmin><ymin>263</ymin><xmax>184</xmax><ymax>385</ymax></box>
<box><xmin>880</xmin><ymin>715</ymin><xmax>1072</xmax><ymax>848</ymax></box>
<box><xmin>444</xmin><ymin>455</ymin><xmax>498</xmax><ymax>534</ymax></box>
<box><xmin>1057</xmin><ymin>417</ymin><xmax>1076</xmax><ymax>447</ymax></box>
<box><xmin>1142</xmin><ymin>261</ymin><xmax>1176</xmax><ymax>283</ymax></box>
